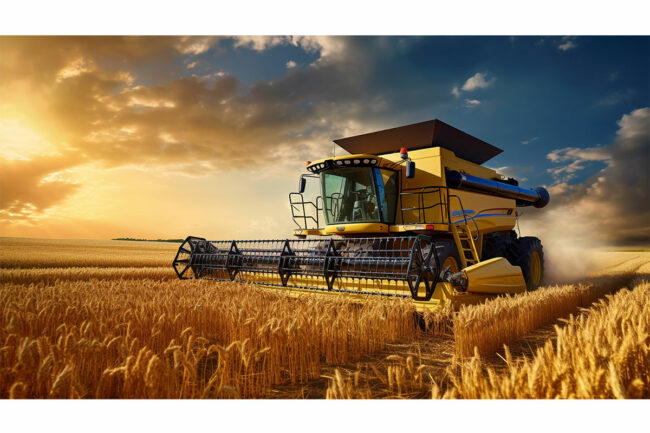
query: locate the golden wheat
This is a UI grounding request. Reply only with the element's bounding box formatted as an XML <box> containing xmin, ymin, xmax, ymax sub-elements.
<box><xmin>0</xmin><ymin>278</ymin><xmax>418</xmax><ymax>398</ymax></box>
<box><xmin>326</xmin><ymin>278</ymin><xmax>647</xmax><ymax>399</ymax></box>
<box><xmin>447</xmin><ymin>281</ymin><xmax>649</xmax><ymax>398</ymax></box>
<box><xmin>0</xmin><ymin>238</ymin><xmax>176</xmax><ymax>269</ymax></box>
<box><xmin>326</xmin><ymin>354</ymin><xmax>431</xmax><ymax>399</ymax></box>
<box><xmin>3</xmin><ymin>238</ymin><xmax>648</xmax><ymax>399</ymax></box>
<box><xmin>453</xmin><ymin>273</ymin><xmax>631</xmax><ymax>357</ymax></box>
<box><xmin>0</xmin><ymin>267</ymin><xmax>175</xmax><ymax>284</ymax></box>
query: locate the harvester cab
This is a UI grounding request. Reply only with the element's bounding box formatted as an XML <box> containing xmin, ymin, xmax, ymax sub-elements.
<box><xmin>173</xmin><ymin>119</ymin><xmax>550</xmax><ymax>311</ymax></box>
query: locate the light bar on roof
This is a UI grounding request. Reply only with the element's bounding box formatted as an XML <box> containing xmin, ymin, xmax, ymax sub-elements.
<box><xmin>307</xmin><ymin>158</ymin><xmax>380</xmax><ymax>173</ymax></box>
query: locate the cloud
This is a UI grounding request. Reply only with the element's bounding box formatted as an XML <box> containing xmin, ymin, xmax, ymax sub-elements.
<box><xmin>546</xmin><ymin>146</ymin><xmax>611</xmax><ymax>182</ymax></box>
<box><xmin>0</xmin><ymin>156</ymin><xmax>81</xmax><ymax>221</ymax></box>
<box><xmin>291</xmin><ymin>36</ymin><xmax>348</xmax><ymax>60</ymax></box>
<box><xmin>0</xmin><ymin>37</ymin><xmax>384</xmax><ymax>180</ymax></box>
<box><xmin>461</xmin><ymin>72</ymin><xmax>495</xmax><ymax>91</ymax></box>
<box><xmin>232</xmin><ymin>36</ymin><xmax>347</xmax><ymax>61</ymax></box>
<box><xmin>286</xmin><ymin>60</ymin><xmax>296</xmax><ymax>69</ymax></box>
<box><xmin>522</xmin><ymin>107</ymin><xmax>649</xmax><ymax>247</ymax></box>
<box><xmin>558</xmin><ymin>36</ymin><xmax>577</xmax><ymax>51</ymax></box>
<box><xmin>174</xmin><ymin>36</ymin><xmax>219</xmax><ymax>55</ymax></box>
<box><xmin>233</xmin><ymin>36</ymin><xmax>288</xmax><ymax>51</ymax></box>
<box><xmin>0</xmin><ymin>36</ymin><xmax>466</xmax><ymax>226</ymax></box>
<box><xmin>488</xmin><ymin>165</ymin><xmax>532</xmax><ymax>182</ymax></box>
<box><xmin>452</xmin><ymin>73</ymin><xmax>493</xmax><ymax>103</ymax></box>
<box><xmin>56</xmin><ymin>57</ymin><xmax>96</xmax><ymax>82</ymax></box>
<box><xmin>547</xmin><ymin>146</ymin><xmax>611</xmax><ymax>163</ymax></box>
<box><xmin>521</xmin><ymin>136</ymin><xmax>539</xmax><ymax>145</ymax></box>
<box><xmin>594</xmin><ymin>89</ymin><xmax>636</xmax><ymax>107</ymax></box>
<box><xmin>0</xmin><ymin>36</ymin><xmax>223</xmax><ymax>92</ymax></box>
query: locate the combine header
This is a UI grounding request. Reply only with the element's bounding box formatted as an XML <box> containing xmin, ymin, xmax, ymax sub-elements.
<box><xmin>173</xmin><ymin>119</ymin><xmax>549</xmax><ymax>310</ymax></box>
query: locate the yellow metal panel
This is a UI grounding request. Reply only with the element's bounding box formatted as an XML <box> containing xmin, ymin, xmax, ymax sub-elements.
<box><xmin>388</xmin><ymin>223</ymin><xmax>449</xmax><ymax>232</ymax></box>
<box><xmin>463</xmin><ymin>257</ymin><xmax>527</xmax><ymax>294</ymax></box>
<box><xmin>246</xmin><ymin>276</ymin><xmax>498</xmax><ymax>313</ymax></box>
<box><xmin>293</xmin><ymin>229</ymin><xmax>327</xmax><ymax>237</ymax></box>
<box><xmin>309</xmin><ymin>145</ymin><xmax>517</xmax><ymax>236</ymax></box>
<box><xmin>323</xmin><ymin>222</ymin><xmax>389</xmax><ymax>234</ymax></box>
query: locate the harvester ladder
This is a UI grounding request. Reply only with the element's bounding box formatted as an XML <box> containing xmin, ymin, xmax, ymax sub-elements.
<box><xmin>451</xmin><ymin>223</ymin><xmax>480</xmax><ymax>268</ymax></box>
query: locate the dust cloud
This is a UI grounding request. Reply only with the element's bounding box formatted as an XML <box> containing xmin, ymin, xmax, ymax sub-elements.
<box><xmin>518</xmin><ymin>208</ymin><xmax>602</xmax><ymax>284</ymax></box>
<box><xmin>517</xmin><ymin>107</ymin><xmax>649</xmax><ymax>284</ymax></box>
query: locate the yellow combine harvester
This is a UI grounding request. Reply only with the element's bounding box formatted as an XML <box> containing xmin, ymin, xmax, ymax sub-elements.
<box><xmin>173</xmin><ymin>119</ymin><xmax>549</xmax><ymax>311</ymax></box>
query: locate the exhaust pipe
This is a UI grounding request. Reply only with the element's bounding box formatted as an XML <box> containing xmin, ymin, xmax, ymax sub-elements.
<box><xmin>445</xmin><ymin>170</ymin><xmax>550</xmax><ymax>208</ymax></box>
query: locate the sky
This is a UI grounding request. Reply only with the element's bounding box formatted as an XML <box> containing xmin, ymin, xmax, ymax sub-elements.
<box><xmin>0</xmin><ymin>36</ymin><xmax>648</xmax><ymax>245</ymax></box>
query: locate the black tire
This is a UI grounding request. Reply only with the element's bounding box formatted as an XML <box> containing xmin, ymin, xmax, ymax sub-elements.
<box><xmin>432</xmin><ymin>240</ymin><xmax>462</xmax><ymax>273</ymax></box>
<box><xmin>481</xmin><ymin>234</ymin><xmax>516</xmax><ymax>263</ymax></box>
<box><xmin>510</xmin><ymin>237</ymin><xmax>544</xmax><ymax>290</ymax></box>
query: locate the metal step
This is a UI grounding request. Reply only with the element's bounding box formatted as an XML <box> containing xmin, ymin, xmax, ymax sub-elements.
<box><xmin>451</xmin><ymin>223</ymin><xmax>480</xmax><ymax>268</ymax></box>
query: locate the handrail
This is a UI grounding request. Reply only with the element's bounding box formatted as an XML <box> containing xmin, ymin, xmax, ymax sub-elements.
<box><xmin>448</xmin><ymin>194</ymin><xmax>480</xmax><ymax>241</ymax></box>
<box><xmin>399</xmin><ymin>186</ymin><xmax>450</xmax><ymax>225</ymax></box>
<box><xmin>289</xmin><ymin>192</ymin><xmax>322</xmax><ymax>230</ymax></box>
<box><xmin>398</xmin><ymin>186</ymin><xmax>480</xmax><ymax>240</ymax></box>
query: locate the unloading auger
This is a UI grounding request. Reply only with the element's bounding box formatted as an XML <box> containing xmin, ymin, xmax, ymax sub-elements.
<box><xmin>173</xmin><ymin>119</ymin><xmax>550</xmax><ymax>310</ymax></box>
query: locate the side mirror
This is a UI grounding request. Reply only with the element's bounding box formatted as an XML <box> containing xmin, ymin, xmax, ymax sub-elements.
<box><xmin>298</xmin><ymin>176</ymin><xmax>307</xmax><ymax>193</ymax></box>
<box><xmin>406</xmin><ymin>161</ymin><xmax>416</xmax><ymax>179</ymax></box>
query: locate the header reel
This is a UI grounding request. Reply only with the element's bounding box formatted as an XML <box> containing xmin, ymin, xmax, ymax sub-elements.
<box><xmin>173</xmin><ymin>235</ymin><xmax>442</xmax><ymax>301</ymax></box>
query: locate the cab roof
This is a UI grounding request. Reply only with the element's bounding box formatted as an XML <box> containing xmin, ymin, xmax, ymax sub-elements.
<box><xmin>333</xmin><ymin>119</ymin><xmax>503</xmax><ymax>165</ymax></box>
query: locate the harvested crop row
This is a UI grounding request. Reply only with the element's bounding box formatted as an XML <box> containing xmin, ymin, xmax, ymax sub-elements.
<box><xmin>453</xmin><ymin>273</ymin><xmax>632</xmax><ymax>357</ymax></box>
<box><xmin>0</xmin><ymin>278</ymin><xmax>418</xmax><ymax>398</ymax></box>
<box><xmin>326</xmin><ymin>351</ymin><xmax>438</xmax><ymax>399</ymax></box>
<box><xmin>447</xmin><ymin>281</ymin><xmax>650</xmax><ymax>398</ymax></box>
<box><xmin>326</xmin><ymin>280</ymin><xmax>650</xmax><ymax>399</ymax></box>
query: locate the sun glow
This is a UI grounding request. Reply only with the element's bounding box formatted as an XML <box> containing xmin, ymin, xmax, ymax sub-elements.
<box><xmin>0</xmin><ymin>118</ymin><xmax>61</xmax><ymax>160</ymax></box>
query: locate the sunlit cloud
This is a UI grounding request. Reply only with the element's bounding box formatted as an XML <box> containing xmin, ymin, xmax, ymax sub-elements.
<box><xmin>558</xmin><ymin>36</ymin><xmax>577</xmax><ymax>51</ymax></box>
<box><xmin>527</xmin><ymin>107</ymin><xmax>649</xmax><ymax>246</ymax></box>
<box><xmin>461</xmin><ymin>72</ymin><xmax>495</xmax><ymax>91</ymax></box>
<box><xmin>233</xmin><ymin>35</ymin><xmax>289</xmax><ymax>51</ymax></box>
<box><xmin>0</xmin><ymin>119</ymin><xmax>61</xmax><ymax>160</ymax></box>
<box><xmin>0</xmin><ymin>36</ymin><xmax>646</xmax><ymax>243</ymax></box>
<box><xmin>127</xmin><ymin>96</ymin><xmax>177</xmax><ymax>108</ymax></box>
<box><xmin>174</xmin><ymin>36</ymin><xmax>219</xmax><ymax>55</ymax></box>
<box><xmin>56</xmin><ymin>57</ymin><xmax>95</xmax><ymax>82</ymax></box>
<box><xmin>232</xmin><ymin>35</ymin><xmax>347</xmax><ymax>61</ymax></box>
<box><xmin>0</xmin><ymin>156</ymin><xmax>82</xmax><ymax>221</ymax></box>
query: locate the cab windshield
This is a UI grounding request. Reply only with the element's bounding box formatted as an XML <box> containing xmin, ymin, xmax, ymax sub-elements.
<box><xmin>321</xmin><ymin>167</ymin><xmax>398</xmax><ymax>224</ymax></box>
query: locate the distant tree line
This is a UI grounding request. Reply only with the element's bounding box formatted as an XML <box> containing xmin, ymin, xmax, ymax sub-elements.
<box><xmin>112</xmin><ymin>238</ymin><xmax>184</xmax><ymax>243</ymax></box>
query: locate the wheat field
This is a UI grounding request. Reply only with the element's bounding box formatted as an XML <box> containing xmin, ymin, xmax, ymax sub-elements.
<box><xmin>0</xmin><ymin>237</ymin><xmax>648</xmax><ymax>399</ymax></box>
<box><xmin>326</xmin><ymin>278</ymin><xmax>649</xmax><ymax>399</ymax></box>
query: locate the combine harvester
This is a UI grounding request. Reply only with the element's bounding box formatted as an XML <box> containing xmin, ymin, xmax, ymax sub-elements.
<box><xmin>173</xmin><ymin>119</ymin><xmax>549</xmax><ymax>311</ymax></box>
